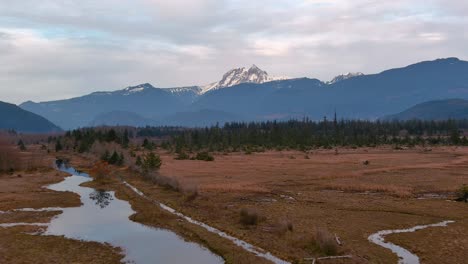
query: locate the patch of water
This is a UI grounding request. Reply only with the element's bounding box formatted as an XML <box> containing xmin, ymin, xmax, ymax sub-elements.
<box><xmin>368</xmin><ymin>220</ymin><xmax>455</xmax><ymax>264</ymax></box>
<box><xmin>17</xmin><ymin>164</ymin><xmax>223</xmax><ymax>264</ymax></box>
<box><xmin>123</xmin><ymin>181</ymin><xmax>290</xmax><ymax>264</ymax></box>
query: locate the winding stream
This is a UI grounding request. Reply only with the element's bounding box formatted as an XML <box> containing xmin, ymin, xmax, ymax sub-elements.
<box><xmin>123</xmin><ymin>181</ymin><xmax>290</xmax><ymax>264</ymax></box>
<box><xmin>368</xmin><ymin>220</ymin><xmax>455</xmax><ymax>264</ymax></box>
<box><xmin>2</xmin><ymin>164</ymin><xmax>223</xmax><ymax>264</ymax></box>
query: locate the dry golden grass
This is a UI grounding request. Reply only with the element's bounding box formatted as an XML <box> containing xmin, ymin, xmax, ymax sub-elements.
<box><xmin>3</xmin><ymin>146</ymin><xmax>467</xmax><ymax>263</ymax></box>
<box><xmin>120</xmin><ymin>146</ymin><xmax>468</xmax><ymax>263</ymax></box>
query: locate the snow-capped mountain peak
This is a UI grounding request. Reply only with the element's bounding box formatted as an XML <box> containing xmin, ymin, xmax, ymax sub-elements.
<box><xmin>328</xmin><ymin>72</ymin><xmax>364</xmax><ymax>84</ymax></box>
<box><xmin>201</xmin><ymin>65</ymin><xmax>286</xmax><ymax>94</ymax></box>
<box><xmin>121</xmin><ymin>83</ymin><xmax>154</xmax><ymax>95</ymax></box>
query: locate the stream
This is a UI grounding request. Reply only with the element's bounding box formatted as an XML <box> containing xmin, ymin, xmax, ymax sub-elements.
<box><xmin>368</xmin><ymin>220</ymin><xmax>455</xmax><ymax>264</ymax></box>
<box><xmin>2</xmin><ymin>163</ymin><xmax>224</xmax><ymax>264</ymax></box>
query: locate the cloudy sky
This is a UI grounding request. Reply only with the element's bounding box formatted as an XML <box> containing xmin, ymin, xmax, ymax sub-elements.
<box><xmin>1</xmin><ymin>0</ymin><xmax>467</xmax><ymax>104</ymax></box>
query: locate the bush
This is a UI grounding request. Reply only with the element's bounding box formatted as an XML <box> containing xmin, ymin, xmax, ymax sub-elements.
<box><xmin>135</xmin><ymin>155</ymin><xmax>142</xmax><ymax>166</ymax></box>
<box><xmin>180</xmin><ymin>183</ymin><xmax>199</xmax><ymax>202</ymax></box>
<box><xmin>314</xmin><ymin>227</ymin><xmax>338</xmax><ymax>256</ymax></box>
<box><xmin>240</xmin><ymin>208</ymin><xmax>259</xmax><ymax>226</ymax></box>
<box><xmin>142</xmin><ymin>152</ymin><xmax>162</xmax><ymax>173</ymax></box>
<box><xmin>272</xmin><ymin>219</ymin><xmax>294</xmax><ymax>236</ymax></box>
<box><xmin>456</xmin><ymin>184</ymin><xmax>468</xmax><ymax>202</ymax></box>
<box><xmin>17</xmin><ymin>140</ymin><xmax>26</xmax><ymax>151</ymax></box>
<box><xmin>175</xmin><ymin>151</ymin><xmax>190</xmax><ymax>160</ymax></box>
<box><xmin>55</xmin><ymin>140</ymin><xmax>63</xmax><ymax>152</ymax></box>
<box><xmin>195</xmin><ymin>152</ymin><xmax>214</xmax><ymax>161</ymax></box>
<box><xmin>90</xmin><ymin>161</ymin><xmax>111</xmax><ymax>183</ymax></box>
<box><xmin>143</xmin><ymin>172</ymin><xmax>179</xmax><ymax>191</ymax></box>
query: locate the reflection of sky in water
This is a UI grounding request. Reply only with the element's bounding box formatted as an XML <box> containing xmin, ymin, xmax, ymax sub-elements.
<box><xmin>46</xmin><ymin>164</ymin><xmax>223</xmax><ymax>264</ymax></box>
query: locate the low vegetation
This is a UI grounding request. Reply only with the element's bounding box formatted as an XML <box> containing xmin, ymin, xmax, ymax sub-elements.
<box><xmin>456</xmin><ymin>184</ymin><xmax>468</xmax><ymax>202</ymax></box>
<box><xmin>89</xmin><ymin>161</ymin><xmax>111</xmax><ymax>183</ymax></box>
<box><xmin>240</xmin><ymin>208</ymin><xmax>260</xmax><ymax>226</ymax></box>
<box><xmin>0</xmin><ymin>135</ymin><xmax>50</xmax><ymax>172</ymax></box>
<box><xmin>314</xmin><ymin>227</ymin><xmax>339</xmax><ymax>256</ymax></box>
<box><xmin>195</xmin><ymin>151</ymin><xmax>214</xmax><ymax>161</ymax></box>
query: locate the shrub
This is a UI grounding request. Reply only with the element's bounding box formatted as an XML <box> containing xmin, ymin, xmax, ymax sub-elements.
<box><xmin>195</xmin><ymin>152</ymin><xmax>214</xmax><ymax>161</ymax></box>
<box><xmin>143</xmin><ymin>172</ymin><xmax>179</xmax><ymax>191</ymax></box>
<box><xmin>175</xmin><ymin>151</ymin><xmax>190</xmax><ymax>160</ymax></box>
<box><xmin>101</xmin><ymin>150</ymin><xmax>110</xmax><ymax>162</ymax></box>
<box><xmin>272</xmin><ymin>219</ymin><xmax>294</xmax><ymax>236</ymax></box>
<box><xmin>314</xmin><ymin>227</ymin><xmax>338</xmax><ymax>256</ymax></box>
<box><xmin>180</xmin><ymin>183</ymin><xmax>199</xmax><ymax>202</ymax></box>
<box><xmin>0</xmin><ymin>138</ymin><xmax>21</xmax><ymax>172</ymax></box>
<box><xmin>456</xmin><ymin>184</ymin><xmax>468</xmax><ymax>202</ymax></box>
<box><xmin>17</xmin><ymin>140</ymin><xmax>26</xmax><ymax>151</ymax></box>
<box><xmin>240</xmin><ymin>208</ymin><xmax>259</xmax><ymax>226</ymax></box>
<box><xmin>135</xmin><ymin>155</ymin><xmax>142</xmax><ymax>166</ymax></box>
<box><xmin>90</xmin><ymin>161</ymin><xmax>111</xmax><ymax>183</ymax></box>
<box><xmin>142</xmin><ymin>152</ymin><xmax>162</xmax><ymax>173</ymax></box>
<box><xmin>55</xmin><ymin>139</ymin><xmax>63</xmax><ymax>152</ymax></box>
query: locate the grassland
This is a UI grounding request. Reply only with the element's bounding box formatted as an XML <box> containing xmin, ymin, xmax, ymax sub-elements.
<box><xmin>1</xmin><ymin>146</ymin><xmax>467</xmax><ymax>263</ymax></box>
<box><xmin>121</xmin><ymin>146</ymin><xmax>468</xmax><ymax>263</ymax></box>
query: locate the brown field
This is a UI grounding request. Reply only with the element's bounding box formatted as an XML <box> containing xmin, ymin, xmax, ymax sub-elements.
<box><xmin>1</xmin><ymin>146</ymin><xmax>467</xmax><ymax>263</ymax></box>
<box><xmin>122</xmin><ymin>146</ymin><xmax>468</xmax><ymax>263</ymax></box>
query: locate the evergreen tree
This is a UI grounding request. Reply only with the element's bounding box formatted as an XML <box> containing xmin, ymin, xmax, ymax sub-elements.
<box><xmin>109</xmin><ymin>151</ymin><xmax>119</xmax><ymax>165</ymax></box>
<box><xmin>117</xmin><ymin>152</ymin><xmax>125</xmax><ymax>166</ymax></box>
<box><xmin>101</xmin><ymin>150</ymin><xmax>110</xmax><ymax>162</ymax></box>
<box><xmin>142</xmin><ymin>152</ymin><xmax>162</xmax><ymax>173</ymax></box>
<box><xmin>122</xmin><ymin>130</ymin><xmax>130</xmax><ymax>148</ymax></box>
<box><xmin>135</xmin><ymin>155</ymin><xmax>142</xmax><ymax>166</ymax></box>
<box><xmin>17</xmin><ymin>140</ymin><xmax>26</xmax><ymax>151</ymax></box>
<box><xmin>55</xmin><ymin>139</ymin><xmax>63</xmax><ymax>152</ymax></box>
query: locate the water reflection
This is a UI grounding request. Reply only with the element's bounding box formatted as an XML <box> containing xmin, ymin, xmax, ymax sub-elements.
<box><xmin>89</xmin><ymin>189</ymin><xmax>114</xmax><ymax>209</ymax></box>
<box><xmin>45</xmin><ymin>161</ymin><xmax>223</xmax><ymax>264</ymax></box>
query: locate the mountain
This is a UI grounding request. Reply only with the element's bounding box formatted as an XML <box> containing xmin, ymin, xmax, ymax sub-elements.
<box><xmin>21</xmin><ymin>83</ymin><xmax>191</xmax><ymax>129</ymax></box>
<box><xmin>161</xmin><ymin>109</ymin><xmax>244</xmax><ymax>127</ymax></box>
<box><xmin>191</xmin><ymin>58</ymin><xmax>468</xmax><ymax>120</ymax></box>
<box><xmin>20</xmin><ymin>58</ymin><xmax>468</xmax><ymax>129</ymax></box>
<box><xmin>89</xmin><ymin>111</ymin><xmax>157</xmax><ymax>127</ymax></box>
<box><xmin>328</xmin><ymin>72</ymin><xmax>364</xmax><ymax>84</ymax></box>
<box><xmin>0</xmin><ymin>101</ymin><xmax>62</xmax><ymax>133</ymax></box>
<box><xmin>201</xmin><ymin>65</ymin><xmax>286</xmax><ymax>94</ymax></box>
<box><xmin>382</xmin><ymin>99</ymin><xmax>468</xmax><ymax>121</ymax></box>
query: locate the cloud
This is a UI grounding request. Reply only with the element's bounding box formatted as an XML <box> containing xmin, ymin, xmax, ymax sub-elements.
<box><xmin>0</xmin><ymin>0</ymin><xmax>467</xmax><ymax>103</ymax></box>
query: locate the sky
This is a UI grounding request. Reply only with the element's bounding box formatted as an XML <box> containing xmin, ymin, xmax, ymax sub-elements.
<box><xmin>0</xmin><ymin>0</ymin><xmax>467</xmax><ymax>104</ymax></box>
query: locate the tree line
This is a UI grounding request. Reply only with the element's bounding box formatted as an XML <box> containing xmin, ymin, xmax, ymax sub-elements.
<box><xmin>164</xmin><ymin>119</ymin><xmax>468</xmax><ymax>152</ymax></box>
<box><xmin>58</xmin><ymin>119</ymin><xmax>468</xmax><ymax>155</ymax></box>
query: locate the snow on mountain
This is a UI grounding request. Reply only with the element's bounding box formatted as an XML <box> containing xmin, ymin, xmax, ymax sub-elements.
<box><xmin>327</xmin><ymin>72</ymin><xmax>364</xmax><ymax>84</ymax></box>
<box><xmin>201</xmin><ymin>65</ymin><xmax>288</xmax><ymax>94</ymax></box>
<box><xmin>120</xmin><ymin>83</ymin><xmax>155</xmax><ymax>95</ymax></box>
<box><xmin>166</xmin><ymin>86</ymin><xmax>202</xmax><ymax>94</ymax></box>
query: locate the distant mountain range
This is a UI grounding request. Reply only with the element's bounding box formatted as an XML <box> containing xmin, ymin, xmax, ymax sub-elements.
<box><xmin>19</xmin><ymin>58</ymin><xmax>468</xmax><ymax>129</ymax></box>
<box><xmin>383</xmin><ymin>99</ymin><xmax>468</xmax><ymax>121</ymax></box>
<box><xmin>0</xmin><ymin>101</ymin><xmax>61</xmax><ymax>133</ymax></box>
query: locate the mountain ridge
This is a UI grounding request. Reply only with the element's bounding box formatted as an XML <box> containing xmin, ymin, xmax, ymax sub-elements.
<box><xmin>382</xmin><ymin>99</ymin><xmax>468</xmax><ymax>121</ymax></box>
<box><xmin>0</xmin><ymin>101</ymin><xmax>62</xmax><ymax>133</ymax></box>
<box><xmin>19</xmin><ymin>58</ymin><xmax>468</xmax><ymax>129</ymax></box>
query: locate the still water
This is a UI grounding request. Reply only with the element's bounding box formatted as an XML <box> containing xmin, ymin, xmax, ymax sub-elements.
<box><xmin>46</xmin><ymin>163</ymin><xmax>223</xmax><ymax>264</ymax></box>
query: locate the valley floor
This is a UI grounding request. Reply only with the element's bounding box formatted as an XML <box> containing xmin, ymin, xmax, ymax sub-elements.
<box><xmin>1</xmin><ymin>147</ymin><xmax>467</xmax><ymax>263</ymax></box>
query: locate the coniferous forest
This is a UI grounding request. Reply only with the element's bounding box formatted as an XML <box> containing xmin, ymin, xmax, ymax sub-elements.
<box><xmin>60</xmin><ymin>119</ymin><xmax>468</xmax><ymax>154</ymax></box>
